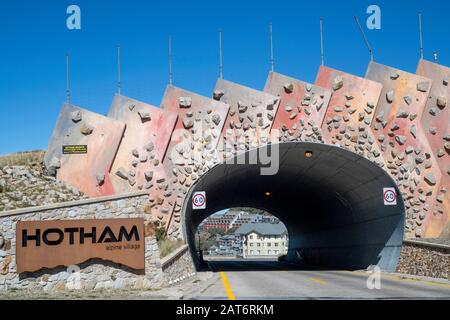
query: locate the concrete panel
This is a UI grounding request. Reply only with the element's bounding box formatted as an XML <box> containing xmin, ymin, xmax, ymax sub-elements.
<box><xmin>44</xmin><ymin>103</ymin><xmax>125</xmax><ymax>197</ymax></box>
<box><xmin>107</xmin><ymin>95</ymin><xmax>178</xmax><ymax>194</ymax></box>
<box><xmin>264</xmin><ymin>71</ymin><xmax>332</xmax><ymax>143</ymax></box>
<box><xmin>213</xmin><ymin>78</ymin><xmax>280</xmax><ymax>157</ymax></box>
<box><xmin>315</xmin><ymin>66</ymin><xmax>386</xmax><ymax>168</ymax></box>
<box><xmin>416</xmin><ymin>59</ymin><xmax>450</xmax><ymax>237</ymax></box>
<box><xmin>160</xmin><ymin>85</ymin><xmax>230</xmax><ymax>237</ymax></box>
<box><xmin>366</xmin><ymin>61</ymin><xmax>442</xmax><ymax>239</ymax></box>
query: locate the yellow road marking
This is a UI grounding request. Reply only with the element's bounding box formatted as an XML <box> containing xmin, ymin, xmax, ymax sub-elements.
<box><xmin>220</xmin><ymin>272</ymin><xmax>236</xmax><ymax>300</ymax></box>
<box><xmin>308</xmin><ymin>277</ymin><xmax>327</xmax><ymax>285</ymax></box>
<box><xmin>346</xmin><ymin>271</ymin><xmax>450</xmax><ymax>289</ymax></box>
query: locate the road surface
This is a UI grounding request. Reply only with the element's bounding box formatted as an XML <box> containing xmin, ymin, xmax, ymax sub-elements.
<box><xmin>187</xmin><ymin>259</ymin><xmax>450</xmax><ymax>300</ymax></box>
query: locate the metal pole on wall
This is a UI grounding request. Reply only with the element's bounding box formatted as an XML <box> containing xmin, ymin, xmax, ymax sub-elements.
<box><xmin>66</xmin><ymin>52</ymin><xmax>71</xmax><ymax>104</ymax></box>
<box><xmin>269</xmin><ymin>22</ymin><xmax>274</xmax><ymax>72</ymax></box>
<box><xmin>320</xmin><ymin>17</ymin><xmax>325</xmax><ymax>66</ymax></box>
<box><xmin>169</xmin><ymin>35</ymin><xmax>173</xmax><ymax>86</ymax></box>
<box><xmin>219</xmin><ymin>29</ymin><xmax>223</xmax><ymax>79</ymax></box>
<box><xmin>418</xmin><ymin>13</ymin><xmax>424</xmax><ymax>60</ymax></box>
<box><xmin>117</xmin><ymin>45</ymin><xmax>121</xmax><ymax>95</ymax></box>
<box><xmin>354</xmin><ymin>16</ymin><xmax>374</xmax><ymax>61</ymax></box>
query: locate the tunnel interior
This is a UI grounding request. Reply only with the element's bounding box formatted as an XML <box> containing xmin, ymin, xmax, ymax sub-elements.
<box><xmin>183</xmin><ymin>142</ymin><xmax>405</xmax><ymax>272</ymax></box>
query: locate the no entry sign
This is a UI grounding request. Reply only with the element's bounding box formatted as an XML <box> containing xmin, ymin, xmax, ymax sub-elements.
<box><xmin>383</xmin><ymin>188</ymin><xmax>397</xmax><ymax>206</ymax></box>
<box><xmin>192</xmin><ymin>191</ymin><xmax>206</xmax><ymax>210</ymax></box>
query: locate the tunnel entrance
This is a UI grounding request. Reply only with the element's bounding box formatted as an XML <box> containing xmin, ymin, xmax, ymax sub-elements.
<box><xmin>183</xmin><ymin>142</ymin><xmax>405</xmax><ymax>272</ymax></box>
<box><xmin>194</xmin><ymin>208</ymin><xmax>289</xmax><ymax>266</ymax></box>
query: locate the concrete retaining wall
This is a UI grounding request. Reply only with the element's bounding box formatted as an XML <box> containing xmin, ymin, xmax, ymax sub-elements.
<box><xmin>0</xmin><ymin>192</ymin><xmax>167</xmax><ymax>291</ymax></box>
<box><xmin>396</xmin><ymin>240</ymin><xmax>450</xmax><ymax>280</ymax></box>
<box><xmin>162</xmin><ymin>245</ymin><xmax>196</xmax><ymax>285</ymax></box>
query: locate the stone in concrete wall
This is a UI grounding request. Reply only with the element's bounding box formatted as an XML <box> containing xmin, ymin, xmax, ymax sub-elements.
<box><xmin>0</xmin><ymin>193</ymin><xmax>165</xmax><ymax>291</ymax></box>
<box><xmin>396</xmin><ymin>241</ymin><xmax>449</xmax><ymax>280</ymax></box>
<box><xmin>162</xmin><ymin>245</ymin><xmax>196</xmax><ymax>285</ymax></box>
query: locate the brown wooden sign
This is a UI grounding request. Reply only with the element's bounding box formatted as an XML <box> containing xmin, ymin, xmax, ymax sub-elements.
<box><xmin>16</xmin><ymin>218</ymin><xmax>145</xmax><ymax>273</ymax></box>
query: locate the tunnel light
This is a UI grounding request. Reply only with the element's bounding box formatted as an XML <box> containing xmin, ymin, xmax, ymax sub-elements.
<box><xmin>305</xmin><ymin>151</ymin><xmax>313</xmax><ymax>158</ymax></box>
<box><xmin>265</xmin><ymin>192</ymin><xmax>271</xmax><ymax>197</ymax></box>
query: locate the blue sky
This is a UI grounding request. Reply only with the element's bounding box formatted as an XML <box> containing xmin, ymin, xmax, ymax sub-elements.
<box><xmin>0</xmin><ymin>0</ymin><xmax>449</xmax><ymax>155</ymax></box>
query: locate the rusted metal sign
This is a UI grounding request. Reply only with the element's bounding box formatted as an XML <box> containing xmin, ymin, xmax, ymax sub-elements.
<box><xmin>16</xmin><ymin>218</ymin><xmax>145</xmax><ymax>273</ymax></box>
<box><xmin>416</xmin><ymin>59</ymin><xmax>450</xmax><ymax>237</ymax></box>
<box><xmin>264</xmin><ymin>71</ymin><xmax>332</xmax><ymax>143</ymax></box>
<box><xmin>365</xmin><ymin>61</ymin><xmax>441</xmax><ymax>238</ymax></box>
<box><xmin>315</xmin><ymin>65</ymin><xmax>385</xmax><ymax>167</ymax></box>
<box><xmin>44</xmin><ymin>103</ymin><xmax>126</xmax><ymax>197</ymax></box>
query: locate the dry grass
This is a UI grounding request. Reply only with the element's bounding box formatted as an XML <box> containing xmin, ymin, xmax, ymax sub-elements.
<box><xmin>158</xmin><ymin>238</ymin><xmax>184</xmax><ymax>258</ymax></box>
<box><xmin>0</xmin><ymin>150</ymin><xmax>45</xmax><ymax>167</ymax></box>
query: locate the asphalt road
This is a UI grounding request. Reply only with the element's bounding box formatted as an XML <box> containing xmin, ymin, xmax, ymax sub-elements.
<box><xmin>189</xmin><ymin>259</ymin><xmax>450</xmax><ymax>300</ymax></box>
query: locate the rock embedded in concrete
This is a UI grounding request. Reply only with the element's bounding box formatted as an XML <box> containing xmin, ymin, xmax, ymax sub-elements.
<box><xmin>71</xmin><ymin>110</ymin><xmax>82</xmax><ymax>123</ymax></box>
<box><xmin>386</xmin><ymin>90</ymin><xmax>395</xmax><ymax>103</ymax></box>
<box><xmin>404</xmin><ymin>96</ymin><xmax>412</xmax><ymax>105</ymax></box>
<box><xmin>96</xmin><ymin>173</ymin><xmax>105</xmax><ymax>186</ymax></box>
<box><xmin>395</xmin><ymin>135</ymin><xmax>407</xmax><ymax>145</ymax></box>
<box><xmin>80</xmin><ymin>123</ymin><xmax>94</xmax><ymax>135</ymax></box>
<box><xmin>179</xmin><ymin>97</ymin><xmax>192</xmax><ymax>108</ymax></box>
<box><xmin>332</xmin><ymin>76</ymin><xmax>344</xmax><ymax>91</ymax></box>
<box><xmin>424</xmin><ymin>173</ymin><xmax>436</xmax><ymax>186</ymax></box>
<box><xmin>138</xmin><ymin>110</ymin><xmax>151</xmax><ymax>121</ymax></box>
<box><xmin>213</xmin><ymin>90</ymin><xmax>224</xmax><ymax>100</ymax></box>
<box><xmin>436</xmin><ymin>96</ymin><xmax>447</xmax><ymax>109</ymax></box>
<box><xmin>283</xmin><ymin>83</ymin><xmax>294</xmax><ymax>93</ymax></box>
<box><xmin>211</xmin><ymin>114</ymin><xmax>221</xmax><ymax>126</ymax></box>
<box><xmin>115</xmin><ymin>168</ymin><xmax>129</xmax><ymax>180</ymax></box>
<box><xmin>417</xmin><ymin>81</ymin><xmax>429</xmax><ymax>92</ymax></box>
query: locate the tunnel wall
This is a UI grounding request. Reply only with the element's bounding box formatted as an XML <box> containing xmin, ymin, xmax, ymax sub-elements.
<box><xmin>183</xmin><ymin>142</ymin><xmax>405</xmax><ymax>272</ymax></box>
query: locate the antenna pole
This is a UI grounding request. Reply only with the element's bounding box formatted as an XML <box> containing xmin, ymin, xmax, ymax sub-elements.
<box><xmin>354</xmin><ymin>16</ymin><xmax>373</xmax><ymax>61</ymax></box>
<box><xmin>418</xmin><ymin>13</ymin><xmax>424</xmax><ymax>59</ymax></box>
<box><xmin>169</xmin><ymin>35</ymin><xmax>173</xmax><ymax>86</ymax></box>
<box><xmin>320</xmin><ymin>17</ymin><xmax>324</xmax><ymax>66</ymax></box>
<box><xmin>66</xmin><ymin>52</ymin><xmax>71</xmax><ymax>104</ymax></box>
<box><xmin>117</xmin><ymin>45</ymin><xmax>121</xmax><ymax>95</ymax></box>
<box><xmin>219</xmin><ymin>29</ymin><xmax>223</xmax><ymax>79</ymax></box>
<box><xmin>269</xmin><ymin>22</ymin><xmax>274</xmax><ymax>72</ymax></box>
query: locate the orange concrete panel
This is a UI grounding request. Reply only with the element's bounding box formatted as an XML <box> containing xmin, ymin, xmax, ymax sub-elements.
<box><xmin>44</xmin><ymin>103</ymin><xmax>125</xmax><ymax>197</ymax></box>
<box><xmin>264</xmin><ymin>71</ymin><xmax>332</xmax><ymax>143</ymax></box>
<box><xmin>315</xmin><ymin>66</ymin><xmax>385</xmax><ymax>167</ymax></box>
<box><xmin>366</xmin><ymin>61</ymin><xmax>441</xmax><ymax>238</ymax></box>
<box><xmin>107</xmin><ymin>95</ymin><xmax>178</xmax><ymax>195</ymax></box>
<box><xmin>416</xmin><ymin>59</ymin><xmax>450</xmax><ymax>238</ymax></box>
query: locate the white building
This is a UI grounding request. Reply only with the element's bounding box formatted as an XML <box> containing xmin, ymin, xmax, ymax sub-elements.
<box><xmin>235</xmin><ymin>223</ymin><xmax>288</xmax><ymax>258</ymax></box>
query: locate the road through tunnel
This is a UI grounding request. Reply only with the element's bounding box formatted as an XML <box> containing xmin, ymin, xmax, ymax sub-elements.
<box><xmin>183</xmin><ymin>142</ymin><xmax>405</xmax><ymax>272</ymax></box>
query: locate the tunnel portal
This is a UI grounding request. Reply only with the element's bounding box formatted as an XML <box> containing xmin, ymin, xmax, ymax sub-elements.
<box><xmin>183</xmin><ymin>142</ymin><xmax>405</xmax><ymax>272</ymax></box>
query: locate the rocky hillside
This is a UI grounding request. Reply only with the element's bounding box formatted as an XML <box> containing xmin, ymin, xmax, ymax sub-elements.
<box><xmin>0</xmin><ymin>152</ymin><xmax>87</xmax><ymax>211</ymax></box>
